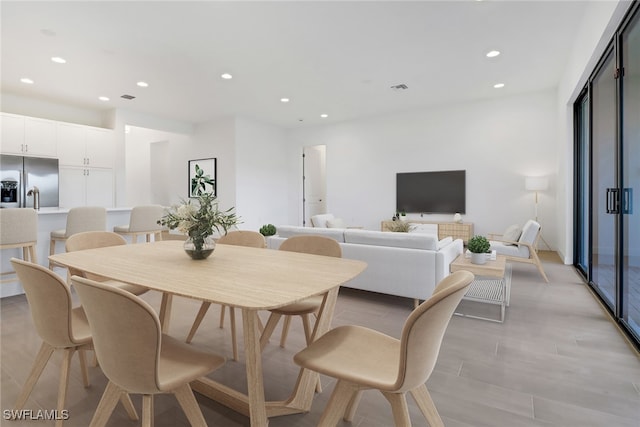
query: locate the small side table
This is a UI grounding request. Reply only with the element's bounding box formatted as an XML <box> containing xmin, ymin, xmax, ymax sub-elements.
<box><xmin>450</xmin><ymin>254</ymin><xmax>511</xmax><ymax>323</ymax></box>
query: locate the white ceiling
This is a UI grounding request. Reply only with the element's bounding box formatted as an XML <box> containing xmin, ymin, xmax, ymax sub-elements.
<box><xmin>1</xmin><ymin>1</ymin><xmax>588</xmax><ymax>128</ymax></box>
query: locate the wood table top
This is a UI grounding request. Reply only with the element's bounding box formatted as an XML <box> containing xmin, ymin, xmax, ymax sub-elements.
<box><xmin>50</xmin><ymin>240</ymin><xmax>367</xmax><ymax>310</ymax></box>
<box><xmin>450</xmin><ymin>253</ymin><xmax>507</xmax><ymax>278</ymax></box>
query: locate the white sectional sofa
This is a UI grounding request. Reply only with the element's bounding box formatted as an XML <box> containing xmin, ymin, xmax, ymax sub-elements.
<box><xmin>268</xmin><ymin>226</ymin><xmax>464</xmax><ymax>301</ymax></box>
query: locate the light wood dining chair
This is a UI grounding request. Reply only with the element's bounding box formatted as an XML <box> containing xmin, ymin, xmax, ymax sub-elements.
<box><xmin>65</xmin><ymin>231</ymin><xmax>149</xmax><ymax>296</ymax></box>
<box><xmin>10</xmin><ymin>258</ymin><xmax>137</xmax><ymax>427</ymax></box>
<box><xmin>260</xmin><ymin>235</ymin><xmax>341</xmax><ymax>358</ymax></box>
<box><xmin>185</xmin><ymin>230</ymin><xmax>266</xmax><ymax>361</ymax></box>
<box><xmin>49</xmin><ymin>206</ymin><xmax>106</xmax><ymax>270</ymax></box>
<box><xmin>113</xmin><ymin>204</ymin><xmax>165</xmax><ymax>243</ymax></box>
<box><xmin>294</xmin><ymin>270</ymin><xmax>474</xmax><ymax>427</ymax></box>
<box><xmin>1</xmin><ymin>208</ymin><xmax>37</xmax><ymax>283</ymax></box>
<box><xmin>72</xmin><ymin>276</ymin><xmax>226</xmax><ymax>427</ymax></box>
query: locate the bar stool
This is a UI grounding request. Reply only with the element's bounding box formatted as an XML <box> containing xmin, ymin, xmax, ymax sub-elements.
<box><xmin>1</xmin><ymin>208</ymin><xmax>38</xmax><ymax>283</ymax></box>
<box><xmin>49</xmin><ymin>207</ymin><xmax>106</xmax><ymax>270</ymax></box>
<box><xmin>113</xmin><ymin>205</ymin><xmax>165</xmax><ymax>243</ymax></box>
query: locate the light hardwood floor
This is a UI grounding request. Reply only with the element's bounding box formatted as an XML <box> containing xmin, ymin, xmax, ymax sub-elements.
<box><xmin>2</xmin><ymin>254</ymin><xmax>639</xmax><ymax>426</ymax></box>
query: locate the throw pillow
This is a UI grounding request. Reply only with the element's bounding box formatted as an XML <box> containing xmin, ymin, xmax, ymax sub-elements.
<box><xmin>326</xmin><ymin>218</ymin><xmax>347</xmax><ymax>228</ymax></box>
<box><xmin>502</xmin><ymin>224</ymin><xmax>522</xmax><ymax>245</ymax></box>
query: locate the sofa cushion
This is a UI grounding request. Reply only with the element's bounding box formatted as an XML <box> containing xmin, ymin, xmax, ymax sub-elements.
<box><xmin>408</xmin><ymin>223</ymin><xmax>438</xmax><ymax>235</ymax></box>
<box><xmin>344</xmin><ymin>229</ymin><xmax>438</xmax><ymax>250</ymax></box>
<box><xmin>310</xmin><ymin>213</ymin><xmax>334</xmax><ymax>228</ymax></box>
<box><xmin>502</xmin><ymin>224</ymin><xmax>522</xmax><ymax>245</ymax></box>
<box><xmin>326</xmin><ymin>218</ymin><xmax>347</xmax><ymax>228</ymax></box>
<box><xmin>519</xmin><ymin>220</ymin><xmax>540</xmax><ymax>244</ymax></box>
<box><xmin>275</xmin><ymin>225</ymin><xmax>345</xmax><ymax>242</ymax></box>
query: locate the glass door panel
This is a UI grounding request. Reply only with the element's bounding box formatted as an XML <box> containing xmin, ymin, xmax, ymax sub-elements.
<box><xmin>591</xmin><ymin>48</ymin><xmax>618</xmax><ymax>311</ymax></box>
<box><xmin>621</xmin><ymin>10</ymin><xmax>640</xmax><ymax>339</ymax></box>
<box><xmin>575</xmin><ymin>93</ymin><xmax>590</xmax><ymax>276</ymax></box>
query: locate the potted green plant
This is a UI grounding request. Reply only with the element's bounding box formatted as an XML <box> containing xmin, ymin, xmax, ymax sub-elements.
<box><xmin>467</xmin><ymin>235</ymin><xmax>490</xmax><ymax>265</ymax></box>
<box><xmin>259</xmin><ymin>224</ymin><xmax>276</xmax><ymax>237</ymax></box>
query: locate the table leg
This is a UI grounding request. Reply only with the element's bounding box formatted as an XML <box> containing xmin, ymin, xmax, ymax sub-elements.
<box><xmin>242</xmin><ymin>308</ymin><xmax>268</xmax><ymax>427</ymax></box>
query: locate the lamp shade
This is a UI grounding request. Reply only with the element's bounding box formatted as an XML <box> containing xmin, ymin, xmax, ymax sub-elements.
<box><xmin>525</xmin><ymin>176</ymin><xmax>548</xmax><ymax>191</ymax></box>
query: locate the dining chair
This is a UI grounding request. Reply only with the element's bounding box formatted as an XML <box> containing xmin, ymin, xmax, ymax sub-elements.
<box><xmin>65</xmin><ymin>231</ymin><xmax>149</xmax><ymax>296</ymax></box>
<box><xmin>185</xmin><ymin>230</ymin><xmax>266</xmax><ymax>361</ymax></box>
<box><xmin>49</xmin><ymin>206</ymin><xmax>106</xmax><ymax>270</ymax></box>
<box><xmin>113</xmin><ymin>204</ymin><xmax>165</xmax><ymax>243</ymax></box>
<box><xmin>259</xmin><ymin>235</ymin><xmax>341</xmax><ymax>363</ymax></box>
<box><xmin>9</xmin><ymin>258</ymin><xmax>138</xmax><ymax>427</ymax></box>
<box><xmin>1</xmin><ymin>208</ymin><xmax>37</xmax><ymax>284</ymax></box>
<box><xmin>293</xmin><ymin>270</ymin><xmax>474</xmax><ymax>427</ymax></box>
<box><xmin>72</xmin><ymin>275</ymin><xmax>226</xmax><ymax>427</ymax></box>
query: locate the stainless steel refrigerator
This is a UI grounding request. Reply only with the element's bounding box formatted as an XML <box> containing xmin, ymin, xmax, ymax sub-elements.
<box><xmin>0</xmin><ymin>155</ymin><xmax>59</xmax><ymax>208</ymax></box>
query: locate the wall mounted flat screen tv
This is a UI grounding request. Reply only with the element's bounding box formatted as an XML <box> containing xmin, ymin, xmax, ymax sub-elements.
<box><xmin>396</xmin><ymin>170</ymin><xmax>466</xmax><ymax>214</ymax></box>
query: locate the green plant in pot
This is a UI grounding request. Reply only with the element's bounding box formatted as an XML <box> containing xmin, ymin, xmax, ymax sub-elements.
<box><xmin>467</xmin><ymin>235</ymin><xmax>490</xmax><ymax>265</ymax></box>
<box><xmin>259</xmin><ymin>224</ymin><xmax>276</xmax><ymax>237</ymax></box>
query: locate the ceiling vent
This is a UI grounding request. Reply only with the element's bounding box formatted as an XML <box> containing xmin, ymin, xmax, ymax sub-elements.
<box><xmin>390</xmin><ymin>84</ymin><xmax>408</xmax><ymax>91</ymax></box>
<box><xmin>121</xmin><ymin>94</ymin><xmax>136</xmax><ymax>100</ymax></box>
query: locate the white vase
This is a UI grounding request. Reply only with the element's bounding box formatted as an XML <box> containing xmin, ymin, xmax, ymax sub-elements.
<box><xmin>470</xmin><ymin>252</ymin><xmax>486</xmax><ymax>265</ymax></box>
<box><xmin>453</xmin><ymin>213</ymin><xmax>462</xmax><ymax>223</ymax></box>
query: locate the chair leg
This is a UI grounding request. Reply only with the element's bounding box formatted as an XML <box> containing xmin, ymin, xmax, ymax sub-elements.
<box><xmin>279</xmin><ymin>315</ymin><xmax>292</xmax><ymax>348</ymax></box>
<box><xmin>89</xmin><ymin>381</ymin><xmax>122</xmax><ymax>427</ymax></box>
<box><xmin>173</xmin><ymin>384</ymin><xmax>207</xmax><ymax>427</ymax></box>
<box><xmin>344</xmin><ymin>389</ymin><xmax>363</xmax><ymax>422</ymax></box>
<box><xmin>54</xmin><ymin>348</ymin><xmax>76</xmax><ymax>427</ymax></box>
<box><xmin>317</xmin><ymin>380</ymin><xmax>360</xmax><ymax>427</ymax></box>
<box><xmin>142</xmin><ymin>394</ymin><xmax>154</xmax><ymax>427</ymax></box>
<box><xmin>14</xmin><ymin>342</ymin><xmax>55</xmax><ymax>410</ymax></box>
<box><xmin>49</xmin><ymin>239</ymin><xmax>56</xmax><ymax>270</ymax></box>
<box><xmin>301</xmin><ymin>314</ymin><xmax>313</xmax><ymax>345</ymax></box>
<box><xmin>229</xmin><ymin>307</ymin><xmax>238</xmax><ymax>361</ymax></box>
<box><xmin>219</xmin><ymin>305</ymin><xmax>226</xmax><ymax>328</ymax></box>
<box><xmin>531</xmin><ymin>252</ymin><xmax>549</xmax><ymax>282</ymax></box>
<box><xmin>381</xmin><ymin>391</ymin><xmax>411</xmax><ymax>427</ymax></box>
<box><xmin>260</xmin><ymin>312</ymin><xmax>282</xmax><ymax>350</ymax></box>
<box><xmin>410</xmin><ymin>384</ymin><xmax>444</xmax><ymax>427</ymax></box>
<box><xmin>78</xmin><ymin>349</ymin><xmax>90</xmax><ymax>387</ymax></box>
<box><xmin>119</xmin><ymin>393</ymin><xmax>139</xmax><ymax>421</ymax></box>
<box><xmin>186</xmin><ymin>302</ymin><xmax>211</xmax><ymax>343</ymax></box>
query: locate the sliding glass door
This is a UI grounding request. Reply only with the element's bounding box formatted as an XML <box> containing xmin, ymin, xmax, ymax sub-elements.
<box><xmin>621</xmin><ymin>11</ymin><xmax>640</xmax><ymax>337</ymax></box>
<box><xmin>590</xmin><ymin>47</ymin><xmax>618</xmax><ymax>311</ymax></box>
<box><xmin>574</xmin><ymin>2</ymin><xmax>640</xmax><ymax>346</ymax></box>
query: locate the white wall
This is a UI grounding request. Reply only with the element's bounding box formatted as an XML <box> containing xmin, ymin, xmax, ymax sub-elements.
<box><xmin>191</xmin><ymin>117</ymin><xmax>237</xmax><ymax>211</ymax></box>
<box><xmin>235</xmin><ymin>117</ymin><xmax>289</xmax><ymax>232</ymax></box>
<box><xmin>286</xmin><ymin>89</ymin><xmax>558</xmax><ymax>246</ymax></box>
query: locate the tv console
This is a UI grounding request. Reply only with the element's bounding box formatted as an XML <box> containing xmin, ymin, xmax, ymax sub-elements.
<box><xmin>381</xmin><ymin>220</ymin><xmax>474</xmax><ymax>244</ymax></box>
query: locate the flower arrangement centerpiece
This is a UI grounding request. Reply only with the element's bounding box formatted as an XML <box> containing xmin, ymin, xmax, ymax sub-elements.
<box><xmin>159</xmin><ymin>192</ymin><xmax>239</xmax><ymax>260</ymax></box>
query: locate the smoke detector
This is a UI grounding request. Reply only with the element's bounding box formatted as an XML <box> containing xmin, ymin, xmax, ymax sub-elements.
<box><xmin>390</xmin><ymin>84</ymin><xmax>408</xmax><ymax>91</ymax></box>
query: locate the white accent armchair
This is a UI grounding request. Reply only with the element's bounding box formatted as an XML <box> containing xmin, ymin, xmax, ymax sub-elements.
<box><xmin>489</xmin><ymin>219</ymin><xmax>548</xmax><ymax>282</ymax></box>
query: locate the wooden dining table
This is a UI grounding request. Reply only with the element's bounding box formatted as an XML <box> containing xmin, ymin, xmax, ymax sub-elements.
<box><xmin>49</xmin><ymin>240</ymin><xmax>366</xmax><ymax>427</ymax></box>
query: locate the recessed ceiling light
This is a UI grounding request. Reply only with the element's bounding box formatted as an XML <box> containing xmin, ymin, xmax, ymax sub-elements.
<box><xmin>98</xmin><ymin>96</ymin><xmax>110</xmax><ymax>101</ymax></box>
<box><xmin>51</xmin><ymin>56</ymin><xmax>66</xmax><ymax>64</ymax></box>
<box><xmin>280</xmin><ymin>98</ymin><xmax>290</xmax><ymax>103</ymax></box>
<box><xmin>221</xmin><ymin>73</ymin><xmax>233</xmax><ymax>80</ymax></box>
<box><xmin>320</xmin><ymin>114</ymin><xmax>328</xmax><ymax>118</ymax></box>
<box><xmin>20</xmin><ymin>78</ymin><xmax>34</xmax><ymax>84</ymax></box>
<box><xmin>137</xmin><ymin>81</ymin><xmax>149</xmax><ymax>88</ymax></box>
<box><xmin>494</xmin><ymin>83</ymin><xmax>505</xmax><ymax>88</ymax></box>
<box><xmin>486</xmin><ymin>50</ymin><xmax>501</xmax><ymax>58</ymax></box>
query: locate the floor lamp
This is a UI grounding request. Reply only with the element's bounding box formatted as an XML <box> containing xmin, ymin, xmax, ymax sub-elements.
<box><xmin>525</xmin><ymin>176</ymin><xmax>551</xmax><ymax>250</ymax></box>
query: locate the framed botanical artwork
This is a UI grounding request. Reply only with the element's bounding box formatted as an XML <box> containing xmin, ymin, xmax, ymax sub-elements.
<box><xmin>188</xmin><ymin>158</ymin><xmax>217</xmax><ymax>197</ymax></box>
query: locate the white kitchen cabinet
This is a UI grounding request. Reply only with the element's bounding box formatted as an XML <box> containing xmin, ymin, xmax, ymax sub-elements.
<box><xmin>57</xmin><ymin>123</ymin><xmax>114</xmax><ymax>168</ymax></box>
<box><xmin>59</xmin><ymin>166</ymin><xmax>114</xmax><ymax>208</ymax></box>
<box><xmin>24</xmin><ymin>117</ymin><xmax>57</xmax><ymax>157</ymax></box>
<box><xmin>0</xmin><ymin>114</ymin><xmax>57</xmax><ymax>157</ymax></box>
<box><xmin>1</xmin><ymin>113</ymin><xmax>25</xmax><ymax>154</ymax></box>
